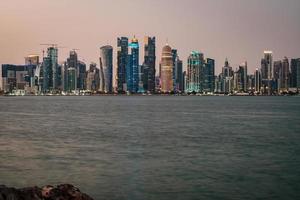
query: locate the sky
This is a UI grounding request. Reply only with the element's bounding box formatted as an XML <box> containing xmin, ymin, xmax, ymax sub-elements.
<box><xmin>0</xmin><ymin>0</ymin><xmax>300</xmax><ymax>75</ymax></box>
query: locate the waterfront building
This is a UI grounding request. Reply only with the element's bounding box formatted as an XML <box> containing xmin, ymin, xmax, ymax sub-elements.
<box><xmin>290</xmin><ymin>59</ymin><xmax>299</xmax><ymax>88</ymax></box>
<box><xmin>86</xmin><ymin>63</ymin><xmax>100</xmax><ymax>92</ymax></box>
<box><xmin>143</xmin><ymin>36</ymin><xmax>156</xmax><ymax>93</ymax></box>
<box><xmin>99</xmin><ymin>45</ymin><xmax>113</xmax><ymax>93</ymax></box>
<box><xmin>261</xmin><ymin>51</ymin><xmax>273</xmax><ymax>95</ymax></box>
<box><xmin>117</xmin><ymin>37</ymin><xmax>128</xmax><ymax>93</ymax></box>
<box><xmin>273</xmin><ymin>57</ymin><xmax>289</xmax><ymax>93</ymax></box>
<box><xmin>67</xmin><ymin>67</ymin><xmax>76</xmax><ymax>92</ymax></box>
<box><xmin>1</xmin><ymin>64</ymin><xmax>36</xmax><ymax>93</ymax></box>
<box><xmin>203</xmin><ymin>58</ymin><xmax>215</xmax><ymax>93</ymax></box>
<box><xmin>255</xmin><ymin>68</ymin><xmax>262</xmax><ymax>93</ymax></box>
<box><xmin>186</xmin><ymin>51</ymin><xmax>204</xmax><ymax>93</ymax></box>
<box><xmin>221</xmin><ymin>58</ymin><xmax>233</xmax><ymax>93</ymax></box>
<box><xmin>233</xmin><ymin>62</ymin><xmax>247</xmax><ymax>92</ymax></box>
<box><xmin>126</xmin><ymin>37</ymin><xmax>139</xmax><ymax>93</ymax></box>
<box><xmin>174</xmin><ymin>57</ymin><xmax>183</xmax><ymax>92</ymax></box>
<box><xmin>41</xmin><ymin>47</ymin><xmax>59</xmax><ymax>92</ymax></box>
<box><xmin>160</xmin><ymin>44</ymin><xmax>173</xmax><ymax>93</ymax></box>
<box><xmin>77</xmin><ymin>61</ymin><xmax>86</xmax><ymax>90</ymax></box>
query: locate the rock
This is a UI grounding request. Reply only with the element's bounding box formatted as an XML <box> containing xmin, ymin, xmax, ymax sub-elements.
<box><xmin>0</xmin><ymin>184</ymin><xmax>93</xmax><ymax>200</ymax></box>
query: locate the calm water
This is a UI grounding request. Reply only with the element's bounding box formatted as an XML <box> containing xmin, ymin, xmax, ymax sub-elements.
<box><xmin>0</xmin><ymin>96</ymin><xmax>300</xmax><ymax>200</ymax></box>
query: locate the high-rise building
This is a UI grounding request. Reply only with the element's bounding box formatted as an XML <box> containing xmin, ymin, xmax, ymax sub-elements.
<box><xmin>86</xmin><ymin>63</ymin><xmax>100</xmax><ymax>92</ymax></box>
<box><xmin>99</xmin><ymin>45</ymin><xmax>113</xmax><ymax>93</ymax></box>
<box><xmin>186</xmin><ymin>51</ymin><xmax>204</xmax><ymax>93</ymax></box>
<box><xmin>221</xmin><ymin>58</ymin><xmax>233</xmax><ymax>93</ymax></box>
<box><xmin>1</xmin><ymin>64</ymin><xmax>36</xmax><ymax>93</ymax></box>
<box><xmin>25</xmin><ymin>55</ymin><xmax>39</xmax><ymax>65</ymax></box>
<box><xmin>234</xmin><ymin>62</ymin><xmax>247</xmax><ymax>92</ymax></box>
<box><xmin>48</xmin><ymin>47</ymin><xmax>59</xmax><ymax>91</ymax></box>
<box><xmin>204</xmin><ymin>58</ymin><xmax>215</xmax><ymax>93</ymax></box>
<box><xmin>77</xmin><ymin>61</ymin><xmax>86</xmax><ymax>90</ymax></box>
<box><xmin>174</xmin><ymin>57</ymin><xmax>183</xmax><ymax>92</ymax></box>
<box><xmin>255</xmin><ymin>68</ymin><xmax>262</xmax><ymax>93</ymax></box>
<box><xmin>67</xmin><ymin>67</ymin><xmax>76</xmax><ymax>92</ymax></box>
<box><xmin>290</xmin><ymin>58</ymin><xmax>299</xmax><ymax>88</ymax></box>
<box><xmin>172</xmin><ymin>49</ymin><xmax>178</xmax><ymax>92</ymax></box>
<box><xmin>126</xmin><ymin>37</ymin><xmax>139</xmax><ymax>93</ymax></box>
<box><xmin>281</xmin><ymin>57</ymin><xmax>289</xmax><ymax>91</ymax></box>
<box><xmin>261</xmin><ymin>51</ymin><xmax>273</xmax><ymax>95</ymax></box>
<box><xmin>143</xmin><ymin>36</ymin><xmax>156</xmax><ymax>93</ymax></box>
<box><xmin>117</xmin><ymin>37</ymin><xmax>128</xmax><ymax>93</ymax></box>
<box><xmin>41</xmin><ymin>47</ymin><xmax>59</xmax><ymax>92</ymax></box>
<box><xmin>160</xmin><ymin>44</ymin><xmax>173</xmax><ymax>93</ymax></box>
<box><xmin>274</xmin><ymin>57</ymin><xmax>289</xmax><ymax>93</ymax></box>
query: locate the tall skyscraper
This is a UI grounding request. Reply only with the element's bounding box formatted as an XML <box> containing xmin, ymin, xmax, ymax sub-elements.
<box><xmin>171</xmin><ymin>49</ymin><xmax>178</xmax><ymax>92</ymax></box>
<box><xmin>99</xmin><ymin>45</ymin><xmax>113</xmax><ymax>93</ymax></box>
<box><xmin>42</xmin><ymin>56</ymin><xmax>52</xmax><ymax>92</ymax></box>
<box><xmin>86</xmin><ymin>63</ymin><xmax>100</xmax><ymax>92</ymax></box>
<box><xmin>126</xmin><ymin>37</ymin><xmax>139</xmax><ymax>93</ymax></box>
<box><xmin>186</xmin><ymin>51</ymin><xmax>204</xmax><ymax>93</ymax></box>
<box><xmin>77</xmin><ymin>61</ymin><xmax>86</xmax><ymax>90</ymax></box>
<box><xmin>143</xmin><ymin>36</ymin><xmax>156</xmax><ymax>93</ymax></box>
<box><xmin>67</xmin><ymin>67</ymin><xmax>76</xmax><ymax>92</ymax></box>
<box><xmin>204</xmin><ymin>58</ymin><xmax>215</xmax><ymax>93</ymax></box>
<box><xmin>117</xmin><ymin>37</ymin><xmax>128</xmax><ymax>93</ymax></box>
<box><xmin>290</xmin><ymin>58</ymin><xmax>299</xmax><ymax>88</ymax></box>
<box><xmin>261</xmin><ymin>51</ymin><xmax>273</xmax><ymax>95</ymax></box>
<box><xmin>221</xmin><ymin>58</ymin><xmax>233</xmax><ymax>94</ymax></box>
<box><xmin>281</xmin><ymin>57</ymin><xmax>289</xmax><ymax>91</ymax></box>
<box><xmin>160</xmin><ymin>44</ymin><xmax>173</xmax><ymax>93</ymax></box>
<box><xmin>255</xmin><ymin>68</ymin><xmax>262</xmax><ymax>93</ymax></box>
<box><xmin>174</xmin><ymin>57</ymin><xmax>183</xmax><ymax>92</ymax></box>
<box><xmin>48</xmin><ymin>47</ymin><xmax>59</xmax><ymax>91</ymax></box>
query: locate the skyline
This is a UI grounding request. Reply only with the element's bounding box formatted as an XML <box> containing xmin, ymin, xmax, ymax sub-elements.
<box><xmin>1</xmin><ymin>0</ymin><xmax>300</xmax><ymax>74</ymax></box>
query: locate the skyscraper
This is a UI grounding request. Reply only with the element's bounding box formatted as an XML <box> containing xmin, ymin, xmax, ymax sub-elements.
<box><xmin>126</xmin><ymin>37</ymin><xmax>139</xmax><ymax>93</ymax></box>
<box><xmin>48</xmin><ymin>47</ymin><xmax>59</xmax><ymax>91</ymax></box>
<box><xmin>281</xmin><ymin>57</ymin><xmax>289</xmax><ymax>91</ymax></box>
<box><xmin>160</xmin><ymin>44</ymin><xmax>173</xmax><ymax>93</ymax></box>
<box><xmin>67</xmin><ymin>67</ymin><xmax>76</xmax><ymax>92</ymax></box>
<box><xmin>174</xmin><ymin>57</ymin><xmax>183</xmax><ymax>92</ymax></box>
<box><xmin>255</xmin><ymin>68</ymin><xmax>262</xmax><ymax>93</ymax></box>
<box><xmin>261</xmin><ymin>51</ymin><xmax>273</xmax><ymax>95</ymax></box>
<box><xmin>290</xmin><ymin>58</ymin><xmax>299</xmax><ymax>88</ymax></box>
<box><xmin>99</xmin><ymin>45</ymin><xmax>113</xmax><ymax>93</ymax></box>
<box><xmin>172</xmin><ymin>49</ymin><xmax>178</xmax><ymax>92</ymax></box>
<box><xmin>186</xmin><ymin>51</ymin><xmax>204</xmax><ymax>93</ymax></box>
<box><xmin>143</xmin><ymin>36</ymin><xmax>156</xmax><ymax>93</ymax></box>
<box><xmin>204</xmin><ymin>58</ymin><xmax>215</xmax><ymax>93</ymax></box>
<box><xmin>86</xmin><ymin>63</ymin><xmax>100</xmax><ymax>92</ymax></box>
<box><xmin>117</xmin><ymin>37</ymin><xmax>128</xmax><ymax>93</ymax></box>
<box><xmin>221</xmin><ymin>58</ymin><xmax>233</xmax><ymax>94</ymax></box>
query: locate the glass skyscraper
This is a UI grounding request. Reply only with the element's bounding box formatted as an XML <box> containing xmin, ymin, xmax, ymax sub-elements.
<box><xmin>100</xmin><ymin>45</ymin><xmax>113</xmax><ymax>93</ymax></box>
<box><xmin>117</xmin><ymin>37</ymin><xmax>128</xmax><ymax>93</ymax></box>
<box><xmin>204</xmin><ymin>58</ymin><xmax>215</xmax><ymax>93</ymax></box>
<box><xmin>143</xmin><ymin>36</ymin><xmax>156</xmax><ymax>93</ymax></box>
<box><xmin>126</xmin><ymin>37</ymin><xmax>139</xmax><ymax>93</ymax></box>
<box><xmin>186</xmin><ymin>51</ymin><xmax>204</xmax><ymax>93</ymax></box>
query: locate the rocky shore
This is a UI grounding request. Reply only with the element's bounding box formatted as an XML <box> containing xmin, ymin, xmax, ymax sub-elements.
<box><xmin>0</xmin><ymin>184</ymin><xmax>93</xmax><ymax>200</ymax></box>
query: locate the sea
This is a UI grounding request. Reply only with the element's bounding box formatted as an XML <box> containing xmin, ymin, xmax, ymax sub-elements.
<box><xmin>0</xmin><ymin>96</ymin><xmax>300</xmax><ymax>200</ymax></box>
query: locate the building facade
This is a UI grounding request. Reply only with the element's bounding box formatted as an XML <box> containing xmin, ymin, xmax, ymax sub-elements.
<box><xmin>117</xmin><ymin>37</ymin><xmax>128</xmax><ymax>93</ymax></box>
<box><xmin>160</xmin><ymin>44</ymin><xmax>173</xmax><ymax>93</ymax></box>
<box><xmin>99</xmin><ymin>45</ymin><xmax>113</xmax><ymax>93</ymax></box>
